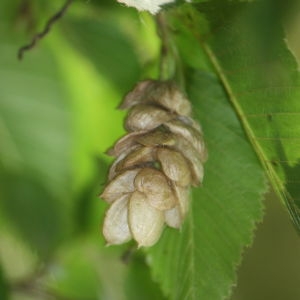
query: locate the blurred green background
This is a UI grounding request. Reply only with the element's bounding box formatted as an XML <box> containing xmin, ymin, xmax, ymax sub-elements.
<box><xmin>0</xmin><ymin>0</ymin><xmax>300</xmax><ymax>299</ymax></box>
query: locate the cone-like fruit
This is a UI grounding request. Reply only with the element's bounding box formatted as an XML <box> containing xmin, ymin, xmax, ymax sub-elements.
<box><xmin>101</xmin><ymin>80</ymin><xmax>207</xmax><ymax>247</ymax></box>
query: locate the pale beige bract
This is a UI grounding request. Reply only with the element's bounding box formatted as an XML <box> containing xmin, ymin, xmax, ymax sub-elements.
<box><xmin>101</xmin><ymin>80</ymin><xmax>207</xmax><ymax>247</ymax></box>
<box><xmin>117</xmin><ymin>0</ymin><xmax>175</xmax><ymax>14</ymax></box>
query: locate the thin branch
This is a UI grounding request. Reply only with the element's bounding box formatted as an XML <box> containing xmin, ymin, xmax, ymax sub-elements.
<box><xmin>18</xmin><ymin>0</ymin><xmax>73</xmax><ymax>60</ymax></box>
<box><xmin>156</xmin><ymin>12</ymin><xmax>185</xmax><ymax>89</ymax></box>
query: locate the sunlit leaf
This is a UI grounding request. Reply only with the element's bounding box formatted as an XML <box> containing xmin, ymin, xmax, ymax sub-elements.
<box><xmin>0</xmin><ymin>225</ymin><xmax>38</xmax><ymax>281</ymax></box>
<box><xmin>0</xmin><ymin>37</ymin><xmax>71</xmax><ymax>197</ymax></box>
<box><xmin>0</xmin><ymin>33</ymin><xmax>72</xmax><ymax>255</ymax></box>
<box><xmin>62</xmin><ymin>17</ymin><xmax>141</xmax><ymax>92</ymax></box>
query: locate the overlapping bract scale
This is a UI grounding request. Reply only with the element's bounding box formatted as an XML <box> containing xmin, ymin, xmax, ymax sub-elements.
<box><xmin>101</xmin><ymin>80</ymin><xmax>207</xmax><ymax>247</ymax></box>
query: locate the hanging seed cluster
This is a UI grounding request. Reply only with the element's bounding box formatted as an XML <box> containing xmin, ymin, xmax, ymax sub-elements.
<box><xmin>101</xmin><ymin>80</ymin><xmax>207</xmax><ymax>247</ymax></box>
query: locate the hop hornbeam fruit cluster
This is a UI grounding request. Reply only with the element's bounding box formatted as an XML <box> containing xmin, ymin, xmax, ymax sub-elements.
<box><xmin>101</xmin><ymin>80</ymin><xmax>207</xmax><ymax>247</ymax></box>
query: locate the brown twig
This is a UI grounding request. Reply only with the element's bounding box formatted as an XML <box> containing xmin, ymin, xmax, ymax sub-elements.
<box><xmin>18</xmin><ymin>0</ymin><xmax>73</xmax><ymax>60</ymax></box>
<box><xmin>155</xmin><ymin>12</ymin><xmax>185</xmax><ymax>90</ymax></box>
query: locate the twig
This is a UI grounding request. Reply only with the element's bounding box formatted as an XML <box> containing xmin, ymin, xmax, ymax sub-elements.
<box><xmin>156</xmin><ymin>12</ymin><xmax>185</xmax><ymax>90</ymax></box>
<box><xmin>18</xmin><ymin>0</ymin><xmax>73</xmax><ymax>60</ymax></box>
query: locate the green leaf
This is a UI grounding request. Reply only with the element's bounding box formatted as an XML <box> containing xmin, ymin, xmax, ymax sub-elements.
<box><xmin>125</xmin><ymin>254</ymin><xmax>166</xmax><ymax>300</ymax></box>
<box><xmin>0</xmin><ymin>36</ymin><xmax>71</xmax><ymax>198</ymax></box>
<box><xmin>190</xmin><ymin>0</ymin><xmax>300</xmax><ymax>230</ymax></box>
<box><xmin>46</xmin><ymin>244</ymin><xmax>102</xmax><ymax>300</ymax></box>
<box><xmin>73</xmin><ymin>157</ymin><xmax>109</xmax><ymax>235</ymax></box>
<box><xmin>0</xmin><ymin>224</ymin><xmax>38</xmax><ymax>281</ymax></box>
<box><xmin>62</xmin><ymin>16</ymin><xmax>141</xmax><ymax>92</ymax></box>
<box><xmin>0</xmin><ymin>32</ymin><xmax>72</xmax><ymax>255</ymax></box>
<box><xmin>147</xmin><ymin>71</ymin><xmax>266</xmax><ymax>300</ymax></box>
<box><xmin>0</xmin><ymin>172</ymin><xmax>67</xmax><ymax>257</ymax></box>
<box><xmin>0</xmin><ymin>265</ymin><xmax>9</xmax><ymax>300</ymax></box>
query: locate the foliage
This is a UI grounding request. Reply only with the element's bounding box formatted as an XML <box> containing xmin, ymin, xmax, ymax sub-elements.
<box><xmin>0</xmin><ymin>0</ymin><xmax>299</xmax><ymax>299</ymax></box>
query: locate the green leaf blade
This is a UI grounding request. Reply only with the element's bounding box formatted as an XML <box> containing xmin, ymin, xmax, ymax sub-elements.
<box><xmin>125</xmin><ymin>255</ymin><xmax>167</xmax><ymax>300</ymax></box>
<box><xmin>147</xmin><ymin>71</ymin><xmax>267</xmax><ymax>300</ymax></box>
<box><xmin>195</xmin><ymin>0</ymin><xmax>300</xmax><ymax>230</ymax></box>
<box><xmin>62</xmin><ymin>17</ymin><xmax>141</xmax><ymax>92</ymax></box>
<box><xmin>0</xmin><ymin>265</ymin><xmax>8</xmax><ymax>300</ymax></box>
<box><xmin>0</xmin><ymin>35</ymin><xmax>72</xmax><ymax>256</ymax></box>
